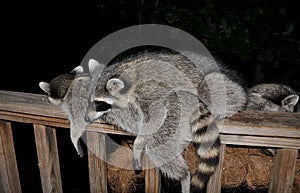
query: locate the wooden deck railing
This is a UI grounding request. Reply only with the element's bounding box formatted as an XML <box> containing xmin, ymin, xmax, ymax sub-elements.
<box><xmin>0</xmin><ymin>90</ymin><xmax>299</xmax><ymax>193</ymax></box>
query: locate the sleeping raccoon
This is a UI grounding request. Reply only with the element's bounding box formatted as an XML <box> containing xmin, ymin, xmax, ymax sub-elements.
<box><xmin>39</xmin><ymin>62</ymin><xmax>110</xmax><ymax>157</ymax></box>
<box><xmin>247</xmin><ymin>83</ymin><xmax>299</xmax><ymax>112</ymax></box>
<box><xmin>86</xmin><ymin>51</ymin><xmax>246</xmax><ymax>192</ymax></box>
<box><xmin>246</xmin><ymin>83</ymin><xmax>299</xmax><ymax>156</ymax></box>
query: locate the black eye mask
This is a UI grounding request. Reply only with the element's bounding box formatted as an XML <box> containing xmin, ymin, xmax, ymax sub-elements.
<box><xmin>95</xmin><ymin>101</ymin><xmax>112</xmax><ymax>112</ymax></box>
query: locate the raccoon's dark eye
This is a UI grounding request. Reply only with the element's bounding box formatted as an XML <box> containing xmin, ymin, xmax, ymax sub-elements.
<box><xmin>95</xmin><ymin>101</ymin><xmax>111</xmax><ymax>112</ymax></box>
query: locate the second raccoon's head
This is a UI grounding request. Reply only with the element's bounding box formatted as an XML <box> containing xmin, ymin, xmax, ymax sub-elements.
<box><xmin>248</xmin><ymin>92</ymin><xmax>299</xmax><ymax>112</ymax></box>
<box><xmin>268</xmin><ymin>94</ymin><xmax>298</xmax><ymax>112</ymax></box>
<box><xmin>39</xmin><ymin>66</ymin><xmax>83</xmax><ymax>105</ymax></box>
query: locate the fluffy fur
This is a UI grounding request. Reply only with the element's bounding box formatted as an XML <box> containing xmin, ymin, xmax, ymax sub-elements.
<box><xmin>247</xmin><ymin>83</ymin><xmax>299</xmax><ymax>112</ymax></box>
<box><xmin>87</xmin><ymin>51</ymin><xmax>246</xmax><ymax>192</ymax></box>
<box><xmin>39</xmin><ymin>63</ymin><xmax>107</xmax><ymax>156</ymax></box>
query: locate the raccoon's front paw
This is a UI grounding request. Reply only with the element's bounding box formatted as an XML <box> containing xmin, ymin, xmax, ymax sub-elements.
<box><xmin>133</xmin><ymin>158</ymin><xmax>142</xmax><ymax>174</ymax></box>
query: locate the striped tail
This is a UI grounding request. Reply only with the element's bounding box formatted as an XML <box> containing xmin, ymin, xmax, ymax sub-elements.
<box><xmin>190</xmin><ymin>103</ymin><xmax>220</xmax><ymax>191</ymax></box>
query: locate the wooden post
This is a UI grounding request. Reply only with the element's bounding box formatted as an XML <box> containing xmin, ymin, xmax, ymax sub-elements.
<box><xmin>268</xmin><ymin>148</ymin><xmax>298</xmax><ymax>193</ymax></box>
<box><xmin>0</xmin><ymin>120</ymin><xmax>22</xmax><ymax>193</ymax></box>
<box><xmin>145</xmin><ymin>157</ymin><xmax>161</xmax><ymax>193</ymax></box>
<box><xmin>206</xmin><ymin>144</ymin><xmax>226</xmax><ymax>193</ymax></box>
<box><xmin>86</xmin><ymin>132</ymin><xmax>108</xmax><ymax>193</ymax></box>
<box><xmin>34</xmin><ymin>124</ymin><xmax>63</xmax><ymax>193</ymax></box>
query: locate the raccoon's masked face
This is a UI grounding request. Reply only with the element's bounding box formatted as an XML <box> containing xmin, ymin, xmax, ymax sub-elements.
<box><xmin>86</xmin><ymin>76</ymin><xmax>135</xmax><ymax>122</ymax></box>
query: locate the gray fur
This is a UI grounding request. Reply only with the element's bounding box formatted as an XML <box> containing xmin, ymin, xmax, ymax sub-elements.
<box><xmin>247</xmin><ymin>83</ymin><xmax>299</xmax><ymax>112</ymax></box>
<box><xmin>38</xmin><ymin>63</ymin><xmax>104</xmax><ymax>157</ymax></box>
<box><xmin>88</xmin><ymin>51</ymin><xmax>246</xmax><ymax>192</ymax></box>
<box><xmin>39</xmin><ymin>51</ymin><xmax>246</xmax><ymax>191</ymax></box>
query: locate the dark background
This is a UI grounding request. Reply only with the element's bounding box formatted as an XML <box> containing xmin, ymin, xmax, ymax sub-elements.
<box><xmin>4</xmin><ymin>0</ymin><xmax>300</xmax><ymax>192</ymax></box>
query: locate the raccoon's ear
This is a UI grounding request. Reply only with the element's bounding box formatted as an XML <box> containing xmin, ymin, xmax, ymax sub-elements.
<box><xmin>88</xmin><ymin>59</ymin><xmax>102</xmax><ymax>74</ymax></box>
<box><xmin>282</xmin><ymin>95</ymin><xmax>299</xmax><ymax>108</ymax></box>
<box><xmin>70</xmin><ymin>66</ymin><xmax>84</xmax><ymax>74</ymax></box>
<box><xmin>39</xmin><ymin>82</ymin><xmax>51</xmax><ymax>94</ymax></box>
<box><xmin>106</xmin><ymin>78</ymin><xmax>124</xmax><ymax>95</ymax></box>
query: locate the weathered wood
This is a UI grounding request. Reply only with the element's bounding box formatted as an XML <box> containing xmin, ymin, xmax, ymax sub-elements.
<box><xmin>33</xmin><ymin>124</ymin><xmax>63</xmax><ymax>193</ymax></box>
<box><xmin>0</xmin><ymin>120</ymin><xmax>22</xmax><ymax>193</ymax></box>
<box><xmin>206</xmin><ymin>144</ymin><xmax>226</xmax><ymax>193</ymax></box>
<box><xmin>220</xmin><ymin>134</ymin><xmax>300</xmax><ymax>149</ymax></box>
<box><xmin>1</xmin><ymin>90</ymin><xmax>300</xmax><ymax>143</ymax></box>
<box><xmin>87</xmin><ymin>132</ymin><xmax>108</xmax><ymax>193</ymax></box>
<box><xmin>1</xmin><ymin>108</ymin><xmax>300</xmax><ymax>149</ymax></box>
<box><xmin>1</xmin><ymin>90</ymin><xmax>300</xmax><ymax>193</ymax></box>
<box><xmin>268</xmin><ymin>148</ymin><xmax>298</xmax><ymax>193</ymax></box>
<box><xmin>145</xmin><ymin>157</ymin><xmax>161</xmax><ymax>193</ymax></box>
<box><xmin>223</xmin><ymin>110</ymin><xmax>300</xmax><ymax>138</ymax></box>
<box><xmin>0</xmin><ymin>110</ymin><xmax>131</xmax><ymax>136</ymax></box>
<box><xmin>0</xmin><ymin>90</ymin><xmax>65</xmax><ymax>118</ymax></box>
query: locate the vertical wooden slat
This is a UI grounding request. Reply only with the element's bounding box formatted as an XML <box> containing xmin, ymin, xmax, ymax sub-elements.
<box><xmin>145</xmin><ymin>158</ymin><xmax>161</xmax><ymax>193</ymax></box>
<box><xmin>87</xmin><ymin>131</ymin><xmax>108</xmax><ymax>193</ymax></box>
<box><xmin>268</xmin><ymin>148</ymin><xmax>298</xmax><ymax>193</ymax></box>
<box><xmin>0</xmin><ymin>120</ymin><xmax>22</xmax><ymax>193</ymax></box>
<box><xmin>206</xmin><ymin>144</ymin><xmax>226</xmax><ymax>193</ymax></box>
<box><xmin>34</xmin><ymin>124</ymin><xmax>63</xmax><ymax>193</ymax></box>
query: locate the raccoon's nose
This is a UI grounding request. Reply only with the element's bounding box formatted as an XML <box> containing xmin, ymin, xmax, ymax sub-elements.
<box><xmin>95</xmin><ymin>101</ymin><xmax>112</xmax><ymax>111</ymax></box>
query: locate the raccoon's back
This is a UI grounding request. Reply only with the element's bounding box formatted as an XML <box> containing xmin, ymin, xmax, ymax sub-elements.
<box><xmin>248</xmin><ymin>83</ymin><xmax>297</xmax><ymax>102</ymax></box>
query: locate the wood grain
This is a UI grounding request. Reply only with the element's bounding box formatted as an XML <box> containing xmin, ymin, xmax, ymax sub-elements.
<box><xmin>220</xmin><ymin>134</ymin><xmax>300</xmax><ymax>149</ymax></box>
<box><xmin>1</xmin><ymin>90</ymin><xmax>300</xmax><ymax>193</ymax></box>
<box><xmin>0</xmin><ymin>90</ymin><xmax>299</xmax><ymax>146</ymax></box>
<box><xmin>87</xmin><ymin>132</ymin><xmax>108</xmax><ymax>193</ymax></box>
<box><xmin>0</xmin><ymin>120</ymin><xmax>22</xmax><ymax>193</ymax></box>
<box><xmin>268</xmin><ymin>149</ymin><xmax>298</xmax><ymax>193</ymax></box>
<box><xmin>34</xmin><ymin>124</ymin><xmax>63</xmax><ymax>193</ymax></box>
<box><xmin>145</xmin><ymin>157</ymin><xmax>161</xmax><ymax>193</ymax></box>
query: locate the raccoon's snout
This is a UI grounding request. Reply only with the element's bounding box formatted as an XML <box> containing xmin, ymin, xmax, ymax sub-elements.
<box><xmin>85</xmin><ymin>101</ymin><xmax>111</xmax><ymax>123</ymax></box>
<box><xmin>95</xmin><ymin>101</ymin><xmax>112</xmax><ymax>112</ymax></box>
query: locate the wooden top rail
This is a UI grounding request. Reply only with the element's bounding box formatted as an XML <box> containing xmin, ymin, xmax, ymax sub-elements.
<box><xmin>0</xmin><ymin>90</ymin><xmax>299</xmax><ymax>193</ymax></box>
<box><xmin>0</xmin><ymin>90</ymin><xmax>300</xmax><ymax>148</ymax></box>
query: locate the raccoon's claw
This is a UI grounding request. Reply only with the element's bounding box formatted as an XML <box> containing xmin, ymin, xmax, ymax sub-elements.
<box><xmin>133</xmin><ymin>158</ymin><xmax>142</xmax><ymax>172</ymax></box>
<box><xmin>77</xmin><ymin>145</ymin><xmax>84</xmax><ymax>158</ymax></box>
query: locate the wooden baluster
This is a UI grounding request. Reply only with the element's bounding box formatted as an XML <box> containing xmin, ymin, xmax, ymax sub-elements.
<box><xmin>34</xmin><ymin>124</ymin><xmax>63</xmax><ymax>193</ymax></box>
<box><xmin>206</xmin><ymin>144</ymin><xmax>226</xmax><ymax>193</ymax></box>
<box><xmin>86</xmin><ymin>132</ymin><xmax>108</xmax><ymax>193</ymax></box>
<box><xmin>0</xmin><ymin>120</ymin><xmax>22</xmax><ymax>193</ymax></box>
<box><xmin>145</xmin><ymin>157</ymin><xmax>161</xmax><ymax>193</ymax></box>
<box><xmin>268</xmin><ymin>148</ymin><xmax>298</xmax><ymax>193</ymax></box>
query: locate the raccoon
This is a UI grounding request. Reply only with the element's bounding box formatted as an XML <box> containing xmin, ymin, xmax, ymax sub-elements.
<box><xmin>246</xmin><ymin>83</ymin><xmax>299</xmax><ymax>156</ymax></box>
<box><xmin>86</xmin><ymin>51</ymin><xmax>246</xmax><ymax>192</ymax></box>
<box><xmin>39</xmin><ymin>61</ymin><xmax>110</xmax><ymax>157</ymax></box>
<box><xmin>247</xmin><ymin>83</ymin><xmax>299</xmax><ymax>112</ymax></box>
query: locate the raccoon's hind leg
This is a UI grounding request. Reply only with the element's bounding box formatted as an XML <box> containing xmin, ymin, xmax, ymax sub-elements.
<box><xmin>133</xmin><ymin>135</ymin><xmax>147</xmax><ymax>171</ymax></box>
<box><xmin>133</xmin><ymin>101</ymin><xmax>168</xmax><ymax>171</ymax></box>
<box><xmin>157</xmin><ymin>154</ymin><xmax>190</xmax><ymax>193</ymax></box>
